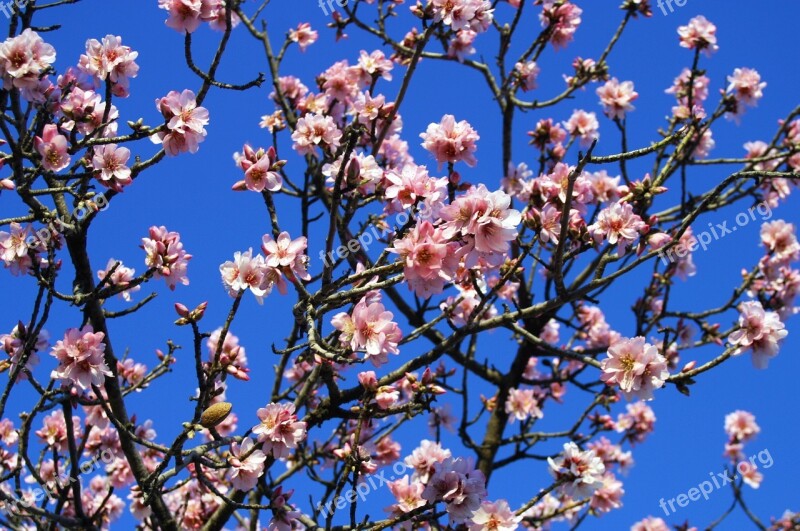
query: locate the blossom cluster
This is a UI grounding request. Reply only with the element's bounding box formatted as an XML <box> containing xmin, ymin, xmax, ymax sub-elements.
<box><xmin>219</xmin><ymin>231</ymin><xmax>310</xmax><ymax>303</ymax></box>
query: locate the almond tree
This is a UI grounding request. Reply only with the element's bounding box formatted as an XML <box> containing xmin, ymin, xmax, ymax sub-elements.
<box><xmin>0</xmin><ymin>1</ymin><xmax>798</xmax><ymax>530</ymax></box>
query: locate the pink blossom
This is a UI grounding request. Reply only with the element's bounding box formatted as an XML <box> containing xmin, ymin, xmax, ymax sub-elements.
<box><xmin>34</xmin><ymin>124</ymin><xmax>71</xmax><ymax>172</ymax></box>
<box><xmin>261</xmin><ymin>231</ymin><xmax>311</xmax><ymax>281</ymax></box>
<box><xmin>219</xmin><ymin>249</ymin><xmax>277</xmax><ymax>304</ymax></box>
<box><xmin>597</xmin><ymin>78</ymin><xmax>638</xmax><ymax>120</ymax></box>
<box><xmin>358</xmin><ymin>370</ymin><xmax>379</xmax><ymax>390</ymax></box>
<box><xmin>78</xmin><ymin>35</ymin><xmax>139</xmax><ymax>97</ymax></box>
<box><xmin>547</xmin><ymin>442</ymin><xmax>605</xmax><ymax>499</ymax></box>
<box><xmin>505</xmin><ymin>388</ymin><xmax>543</xmax><ymax>422</ymax></box>
<box><xmin>384</xmin><ymin>163</ymin><xmax>438</xmax><ymax>210</ymax></box>
<box><xmin>355</xmin><ymin>50</ymin><xmax>394</xmax><ymax>86</ymax></box>
<box><xmin>727</xmin><ymin>68</ymin><xmax>766</xmax><ymax>117</ymax></box>
<box><xmin>92</xmin><ymin>144</ymin><xmax>132</xmax><ymax>191</ymax></box>
<box><xmin>268</xmin><ymin>488</ymin><xmax>301</xmax><ymax>531</ymax></box>
<box><xmin>323</xmin><ymin>152</ymin><xmax>384</xmax><ymax>195</ymax></box>
<box><xmin>388</xmin><ymin>220</ymin><xmax>460</xmax><ymax>298</ymax></box>
<box><xmin>141</xmin><ymin>225</ymin><xmax>192</xmax><ymax>290</ymax></box>
<box><xmin>527</xmin><ymin>118</ymin><xmax>567</xmax><ymax>151</ymax></box>
<box><xmin>158</xmin><ymin>0</ymin><xmax>212</xmax><ymax>33</ymax></box>
<box><xmin>207</xmin><ymin>328</ymin><xmax>249</xmax><ymax>381</ymax></box>
<box><xmin>724</xmin><ymin>410</ymin><xmax>760</xmax><ymax>443</ymax></box>
<box><xmin>615</xmin><ymin>401</ymin><xmax>656</xmax><ymax>444</ymax></box>
<box><xmin>152</xmin><ymin>89</ymin><xmax>210</xmax><ymax>156</ymax></box>
<box><xmin>422</xmin><ymin>457</ymin><xmax>487</xmax><ymax>523</ymax></box>
<box><xmin>692</xmin><ymin>129</ymin><xmax>715</xmax><ymax>159</ymax></box>
<box><xmin>36</xmin><ymin>410</ymin><xmax>80</xmax><ymax>452</ymax></box>
<box><xmin>97</xmin><ymin>258</ymin><xmax>140</xmax><ymax>301</ymax></box>
<box><xmin>259</xmin><ymin>110</ymin><xmax>286</xmax><ymax>133</ymax></box>
<box><xmin>587</xmin><ymin>170</ymin><xmax>625</xmax><ymax>203</ymax></box>
<box><xmin>0</xmin><ymin>419</ymin><xmax>18</xmax><ymax>447</ymax></box>
<box><xmin>386</xmin><ymin>475</ymin><xmax>426</xmax><ymax>514</ymax></box>
<box><xmin>677</xmin><ymin>16</ymin><xmax>718</xmax><ymax>56</ymax></box>
<box><xmin>50</xmin><ymin>325</ymin><xmax>111</xmax><ymax>391</ymax></box>
<box><xmin>528</xmin><ymin>203</ymin><xmax>562</xmax><ymax>245</ymax></box>
<box><xmin>590</xmin><ymin>472</ymin><xmax>624</xmax><ymax>513</ymax></box>
<box><xmin>536</xmin><ymin>162</ymin><xmax>594</xmax><ymax>205</ymax></box>
<box><xmin>291</xmin><ymin>113</ymin><xmax>343</xmax><ymax>155</ymax></box>
<box><xmin>431</xmin><ymin>0</ymin><xmax>494</xmax><ymax>33</ymax></box>
<box><xmin>564</xmin><ymin>109</ymin><xmax>600</xmax><ymax>147</ymax></box>
<box><xmin>204</xmin><ymin>0</ymin><xmax>241</xmax><ymax>31</ymax></box>
<box><xmin>252</xmin><ymin>402</ymin><xmax>307</xmax><ymax>459</ymax></box>
<box><xmin>353</xmin><ymin>91</ymin><xmax>385</xmax><ymax>123</ymax></box>
<box><xmin>273</xmin><ymin>75</ymin><xmax>310</xmax><ymax>106</ymax></box>
<box><xmin>289</xmin><ymin>23</ymin><xmax>318</xmax><ymax>51</ymax></box>
<box><xmin>501</xmin><ymin>161</ymin><xmax>533</xmax><ymax>197</ymax></box>
<box><xmin>589</xmin><ymin>201</ymin><xmax>647</xmax><ymax>255</ymax></box>
<box><xmin>729</xmin><ymin>300</ymin><xmax>788</xmax><ymax>368</ymax></box>
<box><xmin>738</xmin><ymin>461</ymin><xmax>763</xmax><ymax>489</ymax></box>
<box><xmin>440</xmin><ymin>185</ymin><xmax>521</xmax><ymax>262</ymax></box>
<box><xmin>376</xmin><ymin>385</ymin><xmax>400</xmax><ymax>409</ymax></box>
<box><xmin>332</xmin><ymin>291</ymin><xmax>402</xmax><ymax>366</ymax></box>
<box><xmin>467</xmin><ymin>499</ymin><xmax>521</xmax><ymax>530</ymax></box>
<box><xmin>761</xmin><ymin>220</ymin><xmax>800</xmax><ymax>265</ymax></box>
<box><xmin>420</xmin><ymin>114</ymin><xmax>480</xmax><ymax>168</ymax></box>
<box><xmin>1</xmin><ymin>322</ymin><xmax>47</xmax><ymax>381</ymax></box>
<box><xmin>666</xmin><ymin>68</ymin><xmax>710</xmax><ymax>120</ymax></box>
<box><xmin>578</xmin><ymin>304</ymin><xmax>621</xmax><ymax>349</ymax></box>
<box><xmin>0</xmin><ymin>222</ymin><xmax>30</xmax><ymax>266</ymax></box>
<box><xmin>228</xmin><ymin>438</ymin><xmax>266</xmax><ymax>491</ymax></box>
<box><xmin>515</xmin><ymin>60</ymin><xmax>540</xmax><ymax>92</ymax></box>
<box><xmin>405</xmin><ymin>439</ymin><xmax>452</xmax><ymax>483</ymax></box>
<box><xmin>600</xmin><ymin>336</ymin><xmax>669</xmax><ymax>401</ymax></box>
<box><xmin>539</xmin><ymin>1</ymin><xmax>582</xmax><ymax>49</ymax></box>
<box><xmin>586</xmin><ymin>437</ymin><xmax>634</xmax><ymax>473</ymax></box>
<box><xmin>0</xmin><ymin>29</ymin><xmax>56</xmax><ymax>91</ymax></box>
<box><xmin>235</xmin><ymin>144</ymin><xmax>283</xmax><ymax>193</ymax></box>
<box><xmin>631</xmin><ymin>516</ymin><xmax>670</xmax><ymax>531</ymax></box>
<box><xmin>118</xmin><ymin>358</ymin><xmax>147</xmax><ymax>389</ymax></box>
<box><xmin>448</xmin><ymin>29</ymin><xmax>477</xmax><ymax>62</ymax></box>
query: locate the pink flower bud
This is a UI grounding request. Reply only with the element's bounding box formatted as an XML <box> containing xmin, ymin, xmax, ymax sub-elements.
<box><xmin>358</xmin><ymin>370</ymin><xmax>378</xmax><ymax>390</ymax></box>
<box><xmin>175</xmin><ymin>303</ymin><xmax>190</xmax><ymax>317</ymax></box>
<box><xmin>648</xmin><ymin>233</ymin><xmax>672</xmax><ymax>250</ymax></box>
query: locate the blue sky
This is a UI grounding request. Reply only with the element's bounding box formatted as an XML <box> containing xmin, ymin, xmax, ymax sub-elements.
<box><xmin>2</xmin><ymin>0</ymin><xmax>799</xmax><ymax>529</ymax></box>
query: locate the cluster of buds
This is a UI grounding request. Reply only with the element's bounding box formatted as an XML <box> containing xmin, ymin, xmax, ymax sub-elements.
<box><xmin>565</xmin><ymin>57</ymin><xmax>609</xmax><ymax>87</ymax></box>
<box><xmin>625</xmin><ymin>174</ymin><xmax>669</xmax><ymax>203</ymax></box>
<box><xmin>407</xmin><ymin>367</ymin><xmax>448</xmax><ymax>396</ymax></box>
<box><xmin>174</xmin><ymin>301</ymin><xmax>208</xmax><ymax>326</ymax></box>
<box><xmin>232</xmin><ymin>145</ymin><xmax>286</xmax><ymax>193</ymax></box>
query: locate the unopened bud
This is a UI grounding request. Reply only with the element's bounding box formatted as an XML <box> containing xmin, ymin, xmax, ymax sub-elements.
<box><xmin>175</xmin><ymin>303</ymin><xmax>190</xmax><ymax>318</ymax></box>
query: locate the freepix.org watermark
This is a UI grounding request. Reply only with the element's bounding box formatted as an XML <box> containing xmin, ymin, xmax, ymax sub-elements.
<box><xmin>0</xmin><ymin>0</ymin><xmax>29</xmax><ymax>19</ymax></box>
<box><xmin>25</xmin><ymin>193</ymin><xmax>110</xmax><ymax>250</ymax></box>
<box><xmin>318</xmin><ymin>0</ymin><xmax>349</xmax><ymax>16</ymax></box>
<box><xmin>317</xmin><ymin>460</ymin><xmax>409</xmax><ymax>518</ymax></box>
<box><xmin>658</xmin><ymin>201</ymin><xmax>773</xmax><ymax>266</ymax></box>
<box><xmin>656</xmin><ymin>0</ymin><xmax>691</xmax><ymax>16</ymax></box>
<box><xmin>318</xmin><ymin>201</ymin><xmax>437</xmax><ymax>267</ymax></box>
<box><xmin>658</xmin><ymin>448</ymin><xmax>774</xmax><ymax>516</ymax></box>
<box><xmin>0</xmin><ymin>448</ymin><xmax>116</xmax><ymax>516</ymax></box>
